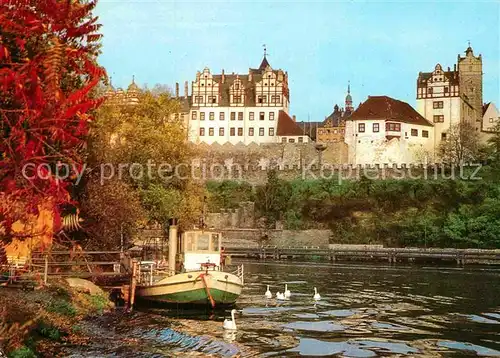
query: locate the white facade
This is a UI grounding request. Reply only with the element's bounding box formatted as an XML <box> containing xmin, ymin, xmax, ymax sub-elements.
<box><xmin>345</xmin><ymin>119</ymin><xmax>434</xmax><ymax>165</ymax></box>
<box><xmin>187</xmin><ymin>107</ymin><xmax>281</xmax><ymax>145</ymax></box>
<box><xmin>482</xmin><ymin>103</ymin><xmax>500</xmax><ymax>133</ymax></box>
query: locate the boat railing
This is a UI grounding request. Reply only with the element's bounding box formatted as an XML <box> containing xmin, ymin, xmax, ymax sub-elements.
<box><xmin>138</xmin><ymin>261</ymin><xmax>176</xmax><ymax>285</ymax></box>
<box><xmin>230</xmin><ymin>264</ymin><xmax>244</xmax><ymax>285</ymax></box>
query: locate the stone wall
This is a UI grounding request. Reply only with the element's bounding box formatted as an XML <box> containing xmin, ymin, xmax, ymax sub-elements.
<box><xmin>221</xmin><ymin>229</ymin><xmax>331</xmax><ymax>248</ymax></box>
<box><xmin>206</xmin><ymin>202</ymin><xmax>255</xmax><ymax>229</ymax></box>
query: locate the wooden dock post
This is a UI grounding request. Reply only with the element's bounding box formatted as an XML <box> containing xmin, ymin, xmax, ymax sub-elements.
<box><xmin>43</xmin><ymin>255</ymin><xmax>48</xmax><ymax>285</ymax></box>
<box><xmin>128</xmin><ymin>259</ymin><xmax>138</xmax><ymax>311</ymax></box>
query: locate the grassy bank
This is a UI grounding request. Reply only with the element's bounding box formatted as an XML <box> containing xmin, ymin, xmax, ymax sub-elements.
<box><xmin>0</xmin><ymin>279</ymin><xmax>113</xmax><ymax>357</ymax></box>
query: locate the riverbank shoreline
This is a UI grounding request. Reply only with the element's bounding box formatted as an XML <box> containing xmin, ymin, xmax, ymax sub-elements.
<box><xmin>0</xmin><ymin>279</ymin><xmax>114</xmax><ymax>357</ymax></box>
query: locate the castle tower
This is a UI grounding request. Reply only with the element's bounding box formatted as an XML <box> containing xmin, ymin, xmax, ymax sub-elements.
<box><xmin>458</xmin><ymin>44</ymin><xmax>483</xmax><ymax>123</ymax></box>
<box><xmin>345</xmin><ymin>82</ymin><xmax>353</xmax><ymax>113</ymax></box>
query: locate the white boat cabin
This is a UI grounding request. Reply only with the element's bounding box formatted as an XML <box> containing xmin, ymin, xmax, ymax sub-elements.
<box><xmin>179</xmin><ymin>230</ymin><xmax>222</xmax><ymax>271</ymax></box>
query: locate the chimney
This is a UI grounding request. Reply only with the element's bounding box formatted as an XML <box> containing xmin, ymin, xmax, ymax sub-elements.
<box><xmin>222</xmin><ymin>69</ymin><xmax>225</xmax><ymax>84</ymax></box>
<box><xmin>175</xmin><ymin>82</ymin><xmax>179</xmax><ymax>97</ymax></box>
<box><xmin>292</xmin><ymin>115</ymin><xmax>296</xmax><ymax>122</ymax></box>
<box><xmin>454</xmin><ymin>64</ymin><xmax>457</xmax><ymax>72</ymax></box>
<box><xmin>249</xmin><ymin>69</ymin><xmax>253</xmax><ymax>82</ymax></box>
<box><xmin>447</xmin><ymin>66</ymin><xmax>450</xmax><ymax>72</ymax></box>
<box><xmin>184</xmin><ymin>81</ymin><xmax>188</xmax><ymax>99</ymax></box>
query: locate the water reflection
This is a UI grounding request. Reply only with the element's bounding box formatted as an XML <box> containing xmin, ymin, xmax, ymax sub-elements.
<box><xmin>65</xmin><ymin>261</ymin><xmax>500</xmax><ymax>357</ymax></box>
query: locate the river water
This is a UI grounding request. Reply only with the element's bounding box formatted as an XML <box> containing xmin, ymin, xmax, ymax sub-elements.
<box><xmin>66</xmin><ymin>260</ymin><xmax>500</xmax><ymax>357</ymax></box>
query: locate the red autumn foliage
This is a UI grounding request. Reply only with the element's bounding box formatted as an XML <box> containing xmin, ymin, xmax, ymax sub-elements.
<box><xmin>0</xmin><ymin>0</ymin><xmax>105</xmax><ymax>238</ymax></box>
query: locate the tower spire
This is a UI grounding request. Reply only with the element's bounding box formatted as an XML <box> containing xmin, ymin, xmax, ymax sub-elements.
<box><xmin>345</xmin><ymin>81</ymin><xmax>353</xmax><ymax>112</ymax></box>
<box><xmin>263</xmin><ymin>44</ymin><xmax>267</xmax><ymax>58</ymax></box>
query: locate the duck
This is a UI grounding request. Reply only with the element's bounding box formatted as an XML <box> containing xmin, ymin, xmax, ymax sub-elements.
<box><xmin>313</xmin><ymin>287</ymin><xmax>321</xmax><ymax>301</ymax></box>
<box><xmin>223</xmin><ymin>309</ymin><xmax>237</xmax><ymax>330</ymax></box>
<box><xmin>276</xmin><ymin>292</ymin><xmax>286</xmax><ymax>300</ymax></box>
<box><xmin>265</xmin><ymin>285</ymin><xmax>272</xmax><ymax>299</ymax></box>
<box><xmin>284</xmin><ymin>284</ymin><xmax>291</xmax><ymax>299</ymax></box>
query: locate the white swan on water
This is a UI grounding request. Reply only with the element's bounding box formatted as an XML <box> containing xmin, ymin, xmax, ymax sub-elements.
<box><xmin>313</xmin><ymin>287</ymin><xmax>321</xmax><ymax>301</ymax></box>
<box><xmin>284</xmin><ymin>284</ymin><xmax>291</xmax><ymax>298</ymax></box>
<box><xmin>276</xmin><ymin>291</ymin><xmax>285</xmax><ymax>300</ymax></box>
<box><xmin>223</xmin><ymin>309</ymin><xmax>237</xmax><ymax>330</ymax></box>
<box><xmin>265</xmin><ymin>285</ymin><xmax>272</xmax><ymax>299</ymax></box>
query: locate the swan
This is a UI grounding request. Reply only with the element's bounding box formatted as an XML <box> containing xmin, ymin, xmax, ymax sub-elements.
<box><xmin>276</xmin><ymin>292</ymin><xmax>285</xmax><ymax>300</ymax></box>
<box><xmin>265</xmin><ymin>285</ymin><xmax>272</xmax><ymax>299</ymax></box>
<box><xmin>313</xmin><ymin>287</ymin><xmax>321</xmax><ymax>301</ymax></box>
<box><xmin>223</xmin><ymin>309</ymin><xmax>237</xmax><ymax>330</ymax></box>
<box><xmin>284</xmin><ymin>284</ymin><xmax>291</xmax><ymax>298</ymax></box>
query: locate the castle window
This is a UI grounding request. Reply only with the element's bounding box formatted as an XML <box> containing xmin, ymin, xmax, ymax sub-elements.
<box><xmin>289</xmin><ymin>138</ymin><xmax>295</xmax><ymax>143</ymax></box>
<box><xmin>208</xmin><ymin>96</ymin><xmax>216</xmax><ymax>104</ymax></box>
<box><xmin>281</xmin><ymin>137</ymin><xmax>287</xmax><ymax>143</ymax></box>
<box><xmin>200</xmin><ymin>128</ymin><xmax>205</xmax><ymax>136</ymax></box>
<box><xmin>433</xmin><ymin>115</ymin><xmax>444</xmax><ymax>123</ymax></box>
<box><xmin>195</xmin><ymin>96</ymin><xmax>203</xmax><ymax>103</ymax></box>
<box><xmin>411</xmin><ymin>129</ymin><xmax>418</xmax><ymax>136</ymax></box>
<box><xmin>209</xmin><ymin>112</ymin><xmax>214</xmax><ymax>120</ymax></box>
<box><xmin>428</xmin><ymin>88</ymin><xmax>433</xmax><ymax>94</ymax></box>
<box><xmin>209</xmin><ymin>128</ymin><xmax>214</xmax><ymax>136</ymax></box>
<box><xmin>373</xmin><ymin>123</ymin><xmax>379</xmax><ymax>132</ymax></box>
<box><xmin>298</xmin><ymin>137</ymin><xmax>303</xmax><ymax>143</ymax></box>
<box><xmin>433</xmin><ymin>101</ymin><xmax>444</xmax><ymax>109</ymax></box>
<box><xmin>235</xmin><ymin>84</ymin><xmax>240</xmax><ymax>90</ymax></box>
<box><xmin>238</xmin><ymin>128</ymin><xmax>243</xmax><ymax>136</ymax></box>
<box><xmin>238</xmin><ymin>112</ymin><xmax>243</xmax><ymax>120</ymax></box>
<box><xmin>269</xmin><ymin>112</ymin><xmax>275</xmax><ymax>121</ymax></box>
<box><xmin>258</xmin><ymin>95</ymin><xmax>267</xmax><ymax>104</ymax></box>
<box><xmin>192</xmin><ymin>111</ymin><xmax>197</xmax><ymax>120</ymax></box>
<box><xmin>441</xmin><ymin>133</ymin><xmax>447</xmax><ymax>140</ymax></box>
<box><xmin>444</xmin><ymin>87</ymin><xmax>449</xmax><ymax>94</ymax></box>
<box><xmin>490</xmin><ymin>117</ymin><xmax>494</xmax><ymax>123</ymax></box>
<box><xmin>233</xmin><ymin>95</ymin><xmax>241</xmax><ymax>104</ymax></box>
<box><xmin>260</xmin><ymin>112</ymin><xmax>265</xmax><ymax>120</ymax></box>
<box><xmin>268</xmin><ymin>75</ymin><xmax>271</xmax><ymax>78</ymax></box>
<box><xmin>264</xmin><ymin>83</ymin><xmax>267</xmax><ymax>86</ymax></box>
<box><xmin>200</xmin><ymin>112</ymin><xmax>205</xmax><ymax>120</ymax></box>
<box><xmin>386</xmin><ymin>123</ymin><xmax>401</xmax><ymax>131</ymax></box>
<box><xmin>230</xmin><ymin>112</ymin><xmax>236</xmax><ymax>120</ymax></box>
<box><xmin>422</xmin><ymin>130</ymin><xmax>429</xmax><ymax>138</ymax></box>
<box><xmin>249</xmin><ymin>112</ymin><xmax>254</xmax><ymax>120</ymax></box>
<box><xmin>269</xmin><ymin>128</ymin><xmax>275</xmax><ymax>136</ymax></box>
<box><xmin>230</xmin><ymin>127</ymin><xmax>235</xmax><ymax>136</ymax></box>
<box><xmin>249</xmin><ymin>128</ymin><xmax>254</xmax><ymax>136</ymax></box>
<box><xmin>220</xmin><ymin>112</ymin><xmax>225</xmax><ymax>120</ymax></box>
<box><xmin>358</xmin><ymin>123</ymin><xmax>365</xmax><ymax>132</ymax></box>
<box><xmin>271</xmin><ymin>95</ymin><xmax>281</xmax><ymax>104</ymax></box>
<box><xmin>259</xmin><ymin>128</ymin><xmax>264</xmax><ymax>136</ymax></box>
<box><xmin>219</xmin><ymin>128</ymin><xmax>224</xmax><ymax>136</ymax></box>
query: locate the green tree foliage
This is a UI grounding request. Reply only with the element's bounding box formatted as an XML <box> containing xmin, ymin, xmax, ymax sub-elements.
<box><xmin>255</xmin><ymin>170</ymin><xmax>292</xmax><ymax>228</ymax></box>
<box><xmin>79</xmin><ymin>88</ymin><xmax>204</xmax><ymax>248</ymax></box>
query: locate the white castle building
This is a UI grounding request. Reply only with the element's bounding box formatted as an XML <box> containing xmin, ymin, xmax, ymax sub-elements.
<box><xmin>174</xmin><ymin>54</ymin><xmax>309</xmax><ymax>145</ymax></box>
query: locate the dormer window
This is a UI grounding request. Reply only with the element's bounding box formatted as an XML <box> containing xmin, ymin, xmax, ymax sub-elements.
<box><xmin>235</xmin><ymin>83</ymin><xmax>239</xmax><ymax>90</ymax></box>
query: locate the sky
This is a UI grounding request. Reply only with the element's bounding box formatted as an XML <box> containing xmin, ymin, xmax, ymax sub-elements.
<box><xmin>95</xmin><ymin>0</ymin><xmax>500</xmax><ymax>122</ymax></box>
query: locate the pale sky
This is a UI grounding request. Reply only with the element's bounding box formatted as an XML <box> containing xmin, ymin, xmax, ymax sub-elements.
<box><xmin>95</xmin><ymin>0</ymin><xmax>500</xmax><ymax>121</ymax></box>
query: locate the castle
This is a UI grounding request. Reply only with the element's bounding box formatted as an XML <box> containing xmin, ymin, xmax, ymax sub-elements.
<box><xmin>173</xmin><ymin>52</ymin><xmax>309</xmax><ymax>145</ymax></box>
<box><xmin>103</xmin><ymin>45</ymin><xmax>497</xmax><ymax>167</ymax></box>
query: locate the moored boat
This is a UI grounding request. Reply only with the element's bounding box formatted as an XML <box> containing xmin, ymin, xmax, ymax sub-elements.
<box><xmin>135</xmin><ymin>219</ymin><xmax>244</xmax><ymax>307</ymax></box>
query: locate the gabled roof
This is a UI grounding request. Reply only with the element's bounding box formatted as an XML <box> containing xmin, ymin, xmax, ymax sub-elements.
<box><xmin>258</xmin><ymin>55</ymin><xmax>270</xmax><ymax>71</ymax></box>
<box><xmin>321</xmin><ymin>106</ymin><xmax>351</xmax><ymax>128</ymax></box>
<box><xmin>483</xmin><ymin>102</ymin><xmax>491</xmax><ymax>116</ymax></box>
<box><xmin>349</xmin><ymin>95</ymin><xmax>433</xmax><ymax>127</ymax></box>
<box><xmin>277</xmin><ymin>111</ymin><xmax>304</xmax><ymax>136</ymax></box>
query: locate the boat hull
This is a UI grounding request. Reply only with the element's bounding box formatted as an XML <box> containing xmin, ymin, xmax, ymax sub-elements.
<box><xmin>136</xmin><ymin>270</ymin><xmax>243</xmax><ymax>306</ymax></box>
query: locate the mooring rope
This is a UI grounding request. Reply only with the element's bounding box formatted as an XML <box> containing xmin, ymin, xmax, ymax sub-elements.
<box><xmin>198</xmin><ymin>273</ymin><xmax>216</xmax><ymax>308</ymax></box>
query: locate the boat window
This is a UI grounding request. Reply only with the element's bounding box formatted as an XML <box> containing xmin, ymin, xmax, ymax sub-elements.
<box><xmin>211</xmin><ymin>234</ymin><xmax>219</xmax><ymax>252</ymax></box>
<box><xmin>197</xmin><ymin>234</ymin><xmax>210</xmax><ymax>251</ymax></box>
<box><xmin>185</xmin><ymin>233</ymin><xmax>196</xmax><ymax>252</ymax></box>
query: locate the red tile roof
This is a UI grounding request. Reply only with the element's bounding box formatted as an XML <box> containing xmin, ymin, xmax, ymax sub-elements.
<box><xmin>277</xmin><ymin>110</ymin><xmax>304</xmax><ymax>136</ymax></box>
<box><xmin>349</xmin><ymin>96</ymin><xmax>433</xmax><ymax>127</ymax></box>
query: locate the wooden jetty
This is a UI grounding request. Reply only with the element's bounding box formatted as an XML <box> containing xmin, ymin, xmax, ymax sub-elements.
<box><xmin>224</xmin><ymin>246</ymin><xmax>500</xmax><ymax>265</ymax></box>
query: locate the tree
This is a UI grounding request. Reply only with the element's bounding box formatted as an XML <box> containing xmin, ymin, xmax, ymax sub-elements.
<box><xmin>438</xmin><ymin>121</ymin><xmax>480</xmax><ymax>164</ymax></box>
<box><xmin>0</xmin><ymin>1</ymin><xmax>105</xmax><ymax>242</ymax></box>
<box><xmin>80</xmin><ymin>88</ymin><xmax>203</xmax><ymax>245</ymax></box>
<box><xmin>255</xmin><ymin>170</ymin><xmax>292</xmax><ymax>228</ymax></box>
